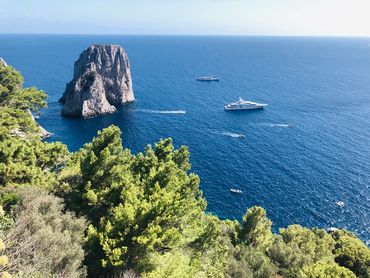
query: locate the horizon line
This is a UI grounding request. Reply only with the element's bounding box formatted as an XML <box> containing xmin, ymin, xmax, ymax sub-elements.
<box><xmin>0</xmin><ymin>32</ymin><xmax>370</xmax><ymax>39</ymax></box>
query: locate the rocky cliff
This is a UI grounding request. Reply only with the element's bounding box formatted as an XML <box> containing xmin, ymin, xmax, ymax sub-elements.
<box><xmin>0</xmin><ymin>57</ymin><xmax>8</xmax><ymax>67</ymax></box>
<box><xmin>59</xmin><ymin>44</ymin><xmax>135</xmax><ymax>118</ymax></box>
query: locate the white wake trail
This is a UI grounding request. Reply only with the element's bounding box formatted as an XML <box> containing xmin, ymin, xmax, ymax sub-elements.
<box><xmin>210</xmin><ymin>131</ymin><xmax>245</xmax><ymax>138</ymax></box>
<box><xmin>135</xmin><ymin>109</ymin><xmax>186</xmax><ymax>114</ymax></box>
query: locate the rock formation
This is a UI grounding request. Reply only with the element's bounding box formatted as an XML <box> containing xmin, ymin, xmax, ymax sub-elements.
<box><xmin>0</xmin><ymin>57</ymin><xmax>8</xmax><ymax>67</ymax></box>
<box><xmin>59</xmin><ymin>44</ymin><xmax>135</xmax><ymax>118</ymax></box>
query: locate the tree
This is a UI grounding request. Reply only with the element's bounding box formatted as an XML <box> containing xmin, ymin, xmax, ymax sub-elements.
<box><xmin>239</xmin><ymin>206</ymin><xmax>273</xmax><ymax>250</ymax></box>
<box><xmin>0</xmin><ymin>61</ymin><xmax>47</xmax><ymax>142</ymax></box>
<box><xmin>331</xmin><ymin>230</ymin><xmax>370</xmax><ymax>278</ymax></box>
<box><xmin>279</xmin><ymin>225</ymin><xmax>335</xmax><ymax>264</ymax></box>
<box><xmin>226</xmin><ymin>245</ymin><xmax>275</xmax><ymax>278</ymax></box>
<box><xmin>0</xmin><ymin>60</ymin><xmax>62</xmax><ymax>188</ymax></box>
<box><xmin>0</xmin><ymin>137</ymin><xmax>68</xmax><ymax>187</ymax></box>
<box><xmin>300</xmin><ymin>262</ymin><xmax>356</xmax><ymax>278</ymax></box>
<box><xmin>268</xmin><ymin>236</ymin><xmax>305</xmax><ymax>272</ymax></box>
<box><xmin>267</xmin><ymin>225</ymin><xmax>336</xmax><ymax>276</ymax></box>
<box><xmin>0</xmin><ymin>63</ymin><xmax>46</xmax><ymax>110</ymax></box>
<box><xmin>59</xmin><ymin>126</ymin><xmax>222</xmax><ymax>276</ymax></box>
<box><xmin>187</xmin><ymin>215</ymin><xmax>231</xmax><ymax>278</ymax></box>
<box><xmin>0</xmin><ymin>64</ymin><xmax>23</xmax><ymax>104</ymax></box>
<box><xmin>143</xmin><ymin>251</ymin><xmax>194</xmax><ymax>278</ymax></box>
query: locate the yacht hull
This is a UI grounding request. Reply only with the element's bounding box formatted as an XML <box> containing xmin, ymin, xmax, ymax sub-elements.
<box><xmin>224</xmin><ymin>106</ymin><xmax>266</xmax><ymax>111</ymax></box>
<box><xmin>196</xmin><ymin>78</ymin><xmax>220</xmax><ymax>81</ymax></box>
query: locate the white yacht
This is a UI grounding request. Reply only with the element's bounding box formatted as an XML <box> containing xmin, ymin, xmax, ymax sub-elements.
<box><xmin>230</xmin><ymin>189</ymin><xmax>243</xmax><ymax>194</ymax></box>
<box><xmin>196</xmin><ymin>75</ymin><xmax>220</xmax><ymax>81</ymax></box>
<box><xmin>224</xmin><ymin>97</ymin><xmax>267</xmax><ymax>111</ymax></box>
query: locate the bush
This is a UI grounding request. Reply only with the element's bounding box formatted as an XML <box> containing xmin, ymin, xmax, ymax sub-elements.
<box><xmin>2</xmin><ymin>187</ymin><xmax>86</xmax><ymax>277</ymax></box>
<box><xmin>300</xmin><ymin>262</ymin><xmax>356</xmax><ymax>278</ymax></box>
<box><xmin>331</xmin><ymin>230</ymin><xmax>370</xmax><ymax>278</ymax></box>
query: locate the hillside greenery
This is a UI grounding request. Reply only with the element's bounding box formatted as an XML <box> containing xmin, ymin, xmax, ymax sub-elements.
<box><xmin>0</xmin><ymin>62</ymin><xmax>369</xmax><ymax>278</ymax></box>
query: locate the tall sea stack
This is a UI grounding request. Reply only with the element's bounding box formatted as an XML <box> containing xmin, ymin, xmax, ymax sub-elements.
<box><xmin>59</xmin><ymin>44</ymin><xmax>135</xmax><ymax>118</ymax></box>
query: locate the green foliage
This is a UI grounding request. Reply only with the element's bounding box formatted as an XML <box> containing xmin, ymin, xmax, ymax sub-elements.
<box><xmin>0</xmin><ymin>206</ymin><xmax>13</xmax><ymax>241</ymax></box>
<box><xmin>331</xmin><ymin>230</ymin><xmax>370</xmax><ymax>278</ymax></box>
<box><xmin>268</xmin><ymin>236</ymin><xmax>305</xmax><ymax>272</ymax></box>
<box><xmin>226</xmin><ymin>245</ymin><xmax>275</xmax><ymax>278</ymax></box>
<box><xmin>0</xmin><ymin>64</ymin><xmax>23</xmax><ymax>103</ymax></box>
<box><xmin>0</xmin><ymin>62</ymin><xmax>64</xmax><ymax>189</ymax></box>
<box><xmin>6</xmin><ymin>86</ymin><xmax>46</xmax><ymax>111</ymax></box>
<box><xmin>300</xmin><ymin>262</ymin><xmax>356</xmax><ymax>278</ymax></box>
<box><xmin>0</xmin><ymin>192</ymin><xmax>20</xmax><ymax>213</ymax></box>
<box><xmin>0</xmin><ymin>136</ymin><xmax>68</xmax><ymax>187</ymax></box>
<box><xmin>226</xmin><ymin>255</ymin><xmax>254</xmax><ymax>278</ymax></box>
<box><xmin>187</xmin><ymin>216</ymin><xmax>231</xmax><ymax>278</ymax></box>
<box><xmin>143</xmin><ymin>251</ymin><xmax>194</xmax><ymax>278</ymax></box>
<box><xmin>239</xmin><ymin>206</ymin><xmax>273</xmax><ymax>250</ymax></box>
<box><xmin>0</xmin><ymin>62</ymin><xmax>47</xmax><ymax>144</ymax></box>
<box><xmin>58</xmin><ymin>126</ymin><xmax>232</xmax><ymax>276</ymax></box>
<box><xmin>268</xmin><ymin>225</ymin><xmax>336</xmax><ymax>276</ymax></box>
<box><xmin>0</xmin><ymin>63</ymin><xmax>46</xmax><ymax>111</ymax></box>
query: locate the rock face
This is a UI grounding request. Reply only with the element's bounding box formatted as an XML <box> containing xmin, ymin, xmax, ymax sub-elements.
<box><xmin>59</xmin><ymin>44</ymin><xmax>135</xmax><ymax>118</ymax></box>
<box><xmin>0</xmin><ymin>57</ymin><xmax>8</xmax><ymax>67</ymax></box>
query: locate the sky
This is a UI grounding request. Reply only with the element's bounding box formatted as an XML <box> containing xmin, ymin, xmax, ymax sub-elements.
<box><xmin>0</xmin><ymin>0</ymin><xmax>370</xmax><ymax>36</ymax></box>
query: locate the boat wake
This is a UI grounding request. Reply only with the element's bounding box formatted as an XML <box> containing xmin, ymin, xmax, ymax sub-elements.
<box><xmin>135</xmin><ymin>109</ymin><xmax>186</xmax><ymax>114</ymax></box>
<box><xmin>210</xmin><ymin>131</ymin><xmax>245</xmax><ymax>139</ymax></box>
<box><xmin>259</xmin><ymin>123</ymin><xmax>293</xmax><ymax>128</ymax></box>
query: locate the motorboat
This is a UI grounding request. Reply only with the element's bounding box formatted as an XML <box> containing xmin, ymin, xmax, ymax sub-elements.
<box><xmin>224</xmin><ymin>97</ymin><xmax>267</xmax><ymax>111</ymax></box>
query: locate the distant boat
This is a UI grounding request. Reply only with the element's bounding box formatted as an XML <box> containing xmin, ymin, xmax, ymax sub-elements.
<box><xmin>336</xmin><ymin>201</ymin><xmax>345</xmax><ymax>208</ymax></box>
<box><xmin>224</xmin><ymin>97</ymin><xmax>267</xmax><ymax>111</ymax></box>
<box><xmin>230</xmin><ymin>189</ymin><xmax>243</xmax><ymax>194</ymax></box>
<box><xmin>196</xmin><ymin>75</ymin><xmax>220</xmax><ymax>81</ymax></box>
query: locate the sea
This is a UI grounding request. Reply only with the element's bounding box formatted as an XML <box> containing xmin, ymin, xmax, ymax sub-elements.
<box><xmin>0</xmin><ymin>35</ymin><xmax>369</xmax><ymax>243</ymax></box>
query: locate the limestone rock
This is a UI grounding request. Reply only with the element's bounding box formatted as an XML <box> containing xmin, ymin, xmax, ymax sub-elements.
<box><xmin>0</xmin><ymin>57</ymin><xmax>8</xmax><ymax>67</ymax></box>
<box><xmin>59</xmin><ymin>44</ymin><xmax>135</xmax><ymax>118</ymax></box>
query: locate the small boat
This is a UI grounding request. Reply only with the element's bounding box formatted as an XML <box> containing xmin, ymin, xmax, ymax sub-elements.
<box><xmin>224</xmin><ymin>97</ymin><xmax>267</xmax><ymax>111</ymax></box>
<box><xmin>336</xmin><ymin>201</ymin><xmax>345</xmax><ymax>208</ymax></box>
<box><xmin>230</xmin><ymin>189</ymin><xmax>243</xmax><ymax>194</ymax></box>
<box><xmin>196</xmin><ymin>75</ymin><xmax>220</xmax><ymax>81</ymax></box>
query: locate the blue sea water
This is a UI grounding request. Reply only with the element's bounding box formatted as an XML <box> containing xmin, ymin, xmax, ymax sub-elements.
<box><xmin>1</xmin><ymin>35</ymin><xmax>369</xmax><ymax>242</ymax></box>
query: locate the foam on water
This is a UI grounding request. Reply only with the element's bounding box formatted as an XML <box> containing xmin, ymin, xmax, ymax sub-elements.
<box><xmin>135</xmin><ymin>109</ymin><xmax>186</xmax><ymax>114</ymax></box>
<box><xmin>258</xmin><ymin>123</ymin><xmax>293</xmax><ymax>128</ymax></box>
<box><xmin>210</xmin><ymin>131</ymin><xmax>245</xmax><ymax>138</ymax></box>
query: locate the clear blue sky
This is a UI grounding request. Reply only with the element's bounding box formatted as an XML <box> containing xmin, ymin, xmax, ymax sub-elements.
<box><xmin>0</xmin><ymin>0</ymin><xmax>369</xmax><ymax>36</ymax></box>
